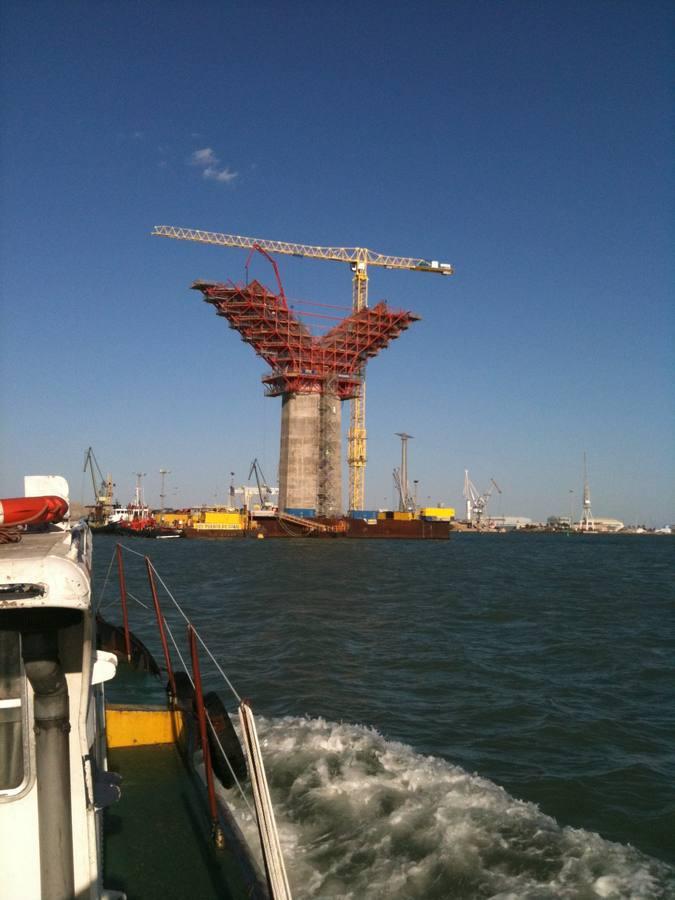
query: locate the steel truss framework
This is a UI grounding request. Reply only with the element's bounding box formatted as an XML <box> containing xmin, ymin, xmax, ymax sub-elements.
<box><xmin>192</xmin><ymin>279</ymin><xmax>420</xmax><ymax>399</ymax></box>
<box><xmin>155</xmin><ymin>225</ymin><xmax>454</xmax><ymax>275</ymax></box>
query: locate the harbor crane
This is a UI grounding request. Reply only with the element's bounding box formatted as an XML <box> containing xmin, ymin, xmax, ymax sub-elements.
<box><xmin>83</xmin><ymin>447</ymin><xmax>114</xmax><ymax>523</ymax></box>
<box><xmin>463</xmin><ymin>470</ymin><xmax>501</xmax><ymax>528</ymax></box>
<box><xmin>152</xmin><ymin>225</ymin><xmax>453</xmax><ymax>512</ymax></box>
<box><xmin>248</xmin><ymin>458</ymin><xmax>274</xmax><ymax>508</ymax></box>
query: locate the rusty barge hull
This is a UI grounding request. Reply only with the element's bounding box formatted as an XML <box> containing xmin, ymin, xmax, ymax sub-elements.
<box><xmin>184</xmin><ymin>518</ymin><xmax>449</xmax><ymax>540</ymax></box>
<box><xmin>183</xmin><ymin>528</ymin><xmax>246</xmax><ymax>540</ymax></box>
<box><xmin>344</xmin><ymin>518</ymin><xmax>449</xmax><ymax>539</ymax></box>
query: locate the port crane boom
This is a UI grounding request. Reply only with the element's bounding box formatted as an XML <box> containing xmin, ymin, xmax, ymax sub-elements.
<box><xmin>463</xmin><ymin>470</ymin><xmax>501</xmax><ymax>528</ymax></box>
<box><xmin>153</xmin><ymin>224</ymin><xmax>453</xmax><ymax>512</ymax></box>
<box><xmin>83</xmin><ymin>447</ymin><xmax>114</xmax><ymax>523</ymax></box>
<box><xmin>248</xmin><ymin>458</ymin><xmax>273</xmax><ymax>508</ymax></box>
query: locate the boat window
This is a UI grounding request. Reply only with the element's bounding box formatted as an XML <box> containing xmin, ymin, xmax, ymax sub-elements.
<box><xmin>0</xmin><ymin>583</ymin><xmax>45</xmax><ymax>602</ymax></box>
<box><xmin>0</xmin><ymin>630</ymin><xmax>28</xmax><ymax>796</ymax></box>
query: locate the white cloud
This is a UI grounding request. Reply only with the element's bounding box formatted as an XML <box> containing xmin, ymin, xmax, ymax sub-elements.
<box><xmin>189</xmin><ymin>147</ymin><xmax>238</xmax><ymax>184</ymax></box>
<box><xmin>203</xmin><ymin>165</ymin><xmax>238</xmax><ymax>183</ymax></box>
<box><xmin>190</xmin><ymin>147</ymin><xmax>218</xmax><ymax>166</ymax></box>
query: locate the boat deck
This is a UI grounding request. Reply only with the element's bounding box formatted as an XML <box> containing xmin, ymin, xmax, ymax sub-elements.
<box><xmin>103</xmin><ymin>666</ymin><xmax>264</xmax><ymax>899</ymax></box>
<box><xmin>105</xmin><ymin>741</ymin><xmax>256</xmax><ymax>899</ymax></box>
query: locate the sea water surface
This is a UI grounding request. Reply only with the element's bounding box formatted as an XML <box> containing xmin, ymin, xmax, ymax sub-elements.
<box><xmin>94</xmin><ymin>533</ymin><xmax>675</xmax><ymax>898</ymax></box>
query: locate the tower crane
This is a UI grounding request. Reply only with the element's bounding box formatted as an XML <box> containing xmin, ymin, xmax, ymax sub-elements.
<box><xmin>152</xmin><ymin>225</ymin><xmax>453</xmax><ymax>512</ymax></box>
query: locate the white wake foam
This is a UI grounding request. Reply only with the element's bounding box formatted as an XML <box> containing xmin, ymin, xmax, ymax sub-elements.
<box><xmin>221</xmin><ymin>716</ymin><xmax>674</xmax><ymax>899</ymax></box>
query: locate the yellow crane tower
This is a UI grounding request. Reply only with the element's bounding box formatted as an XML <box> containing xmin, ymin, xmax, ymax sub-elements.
<box><xmin>152</xmin><ymin>224</ymin><xmax>453</xmax><ymax>512</ymax></box>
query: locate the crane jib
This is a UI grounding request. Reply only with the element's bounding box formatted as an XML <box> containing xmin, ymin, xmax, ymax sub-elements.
<box><xmin>151</xmin><ymin>226</ymin><xmax>453</xmax><ymax>274</ymax></box>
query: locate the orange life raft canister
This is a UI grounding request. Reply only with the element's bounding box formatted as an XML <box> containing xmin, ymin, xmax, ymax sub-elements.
<box><xmin>0</xmin><ymin>496</ymin><xmax>69</xmax><ymax>526</ymax></box>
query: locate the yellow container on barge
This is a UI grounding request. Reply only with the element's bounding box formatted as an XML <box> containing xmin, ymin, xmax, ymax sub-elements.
<box><xmin>419</xmin><ymin>507</ymin><xmax>455</xmax><ymax>522</ymax></box>
<box><xmin>191</xmin><ymin>510</ymin><xmax>246</xmax><ymax>531</ymax></box>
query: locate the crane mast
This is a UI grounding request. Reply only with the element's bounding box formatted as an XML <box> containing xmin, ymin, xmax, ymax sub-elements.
<box><xmin>153</xmin><ymin>225</ymin><xmax>453</xmax><ymax>512</ymax></box>
<box><xmin>347</xmin><ymin>262</ymin><xmax>369</xmax><ymax>509</ymax></box>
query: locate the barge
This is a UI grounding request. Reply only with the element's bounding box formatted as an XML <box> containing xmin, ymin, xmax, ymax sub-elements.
<box><xmin>181</xmin><ymin>508</ymin><xmax>452</xmax><ymax>540</ymax></box>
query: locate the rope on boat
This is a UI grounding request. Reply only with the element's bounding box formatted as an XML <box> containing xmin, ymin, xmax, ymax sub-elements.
<box><xmin>116</xmin><ymin>543</ymin><xmax>147</xmax><ymax>559</ymax></box>
<box><xmin>126</xmin><ymin>590</ymin><xmax>150</xmax><ymax>610</ymax></box>
<box><xmin>103</xmin><ymin>544</ymin><xmax>242</xmax><ymax>703</ymax></box>
<box><xmin>93</xmin><ymin>550</ymin><xmax>116</xmax><ymax>612</ymax></box>
<box><xmin>0</xmin><ymin>527</ymin><xmax>22</xmax><ymax>544</ymax></box>
<box><xmin>97</xmin><ymin>544</ymin><xmax>149</xmax><ymax>609</ymax></box>
<box><xmin>239</xmin><ymin>701</ymin><xmax>293</xmax><ymax>900</ymax></box>
<box><xmin>149</xmin><ymin>562</ymin><xmax>242</xmax><ymax>704</ymax></box>
<box><xmin>95</xmin><ymin>548</ymin><xmax>151</xmax><ymax>612</ymax></box>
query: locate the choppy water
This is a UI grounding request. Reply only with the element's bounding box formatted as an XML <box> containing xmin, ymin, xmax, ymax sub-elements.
<box><xmin>94</xmin><ymin>533</ymin><xmax>675</xmax><ymax>898</ymax></box>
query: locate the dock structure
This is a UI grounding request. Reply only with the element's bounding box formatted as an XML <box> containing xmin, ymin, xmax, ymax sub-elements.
<box><xmin>191</xmin><ymin>278</ymin><xmax>419</xmax><ymax>517</ymax></box>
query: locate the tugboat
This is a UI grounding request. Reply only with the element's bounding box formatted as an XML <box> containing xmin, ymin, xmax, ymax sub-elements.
<box><xmin>101</xmin><ymin>473</ymin><xmax>183</xmax><ymax>538</ymax></box>
<box><xmin>108</xmin><ymin>509</ymin><xmax>183</xmax><ymax>538</ymax></box>
<box><xmin>0</xmin><ymin>476</ymin><xmax>291</xmax><ymax>899</ymax></box>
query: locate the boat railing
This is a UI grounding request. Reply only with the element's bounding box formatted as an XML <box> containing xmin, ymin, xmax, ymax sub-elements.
<box><xmin>96</xmin><ymin>541</ymin><xmax>292</xmax><ymax>900</ymax></box>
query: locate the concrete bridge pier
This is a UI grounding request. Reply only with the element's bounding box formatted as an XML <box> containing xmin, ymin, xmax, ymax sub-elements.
<box><xmin>278</xmin><ymin>392</ymin><xmax>342</xmax><ymax>516</ymax></box>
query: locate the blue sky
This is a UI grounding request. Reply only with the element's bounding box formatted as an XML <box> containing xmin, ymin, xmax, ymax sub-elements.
<box><xmin>1</xmin><ymin>1</ymin><xmax>672</xmax><ymax>524</ymax></box>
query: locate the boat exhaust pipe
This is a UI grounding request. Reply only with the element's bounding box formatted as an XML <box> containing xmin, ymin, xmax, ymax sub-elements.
<box><xmin>23</xmin><ymin>630</ymin><xmax>75</xmax><ymax>900</ymax></box>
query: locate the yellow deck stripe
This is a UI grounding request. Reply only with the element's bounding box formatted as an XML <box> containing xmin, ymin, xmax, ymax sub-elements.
<box><xmin>106</xmin><ymin>704</ymin><xmax>184</xmax><ymax>748</ymax></box>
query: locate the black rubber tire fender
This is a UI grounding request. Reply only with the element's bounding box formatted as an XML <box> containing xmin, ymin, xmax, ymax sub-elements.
<box><xmin>171</xmin><ymin>670</ymin><xmax>196</xmax><ymax>710</ymax></box>
<box><xmin>204</xmin><ymin>691</ymin><xmax>248</xmax><ymax>788</ymax></box>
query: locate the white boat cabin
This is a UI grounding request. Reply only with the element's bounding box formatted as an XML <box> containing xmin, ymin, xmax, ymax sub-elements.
<box><xmin>0</xmin><ymin>476</ymin><xmax>120</xmax><ymax>900</ymax></box>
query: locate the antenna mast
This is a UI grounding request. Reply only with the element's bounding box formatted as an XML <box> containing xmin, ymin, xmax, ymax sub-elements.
<box><xmin>159</xmin><ymin>469</ymin><xmax>171</xmax><ymax>512</ymax></box>
<box><xmin>134</xmin><ymin>472</ymin><xmax>147</xmax><ymax>509</ymax></box>
<box><xmin>580</xmin><ymin>452</ymin><xmax>594</xmax><ymax>532</ymax></box>
<box><xmin>394</xmin><ymin>433</ymin><xmax>414</xmax><ymax>511</ymax></box>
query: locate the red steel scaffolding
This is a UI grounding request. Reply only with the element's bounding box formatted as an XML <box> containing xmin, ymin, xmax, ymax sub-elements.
<box><xmin>192</xmin><ymin>278</ymin><xmax>420</xmax><ymax>398</ymax></box>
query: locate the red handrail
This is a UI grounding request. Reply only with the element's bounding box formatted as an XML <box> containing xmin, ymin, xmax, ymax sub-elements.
<box><xmin>188</xmin><ymin>624</ymin><xmax>222</xmax><ymax>843</ymax></box>
<box><xmin>111</xmin><ymin>549</ymin><xmax>228</xmax><ymax>848</ymax></box>
<box><xmin>115</xmin><ymin>544</ymin><xmax>132</xmax><ymax>662</ymax></box>
<box><xmin>145</xmin><ymin>556</ymin><xmax>177</xmax><ymax>699</ymax></box>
